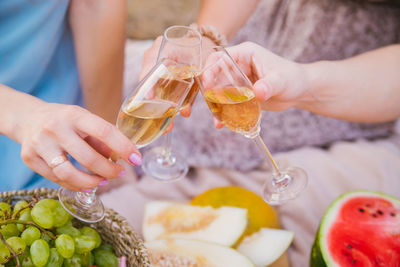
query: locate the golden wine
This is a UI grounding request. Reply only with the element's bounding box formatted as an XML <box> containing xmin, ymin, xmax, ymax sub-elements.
<box><xmin>155</xmin><ymin>65</ymin><xmax>200</xmax><ymax>110</ymax></box>
<box><xmin>204</xmin><ymin>87</ymin><xmax>261</xmax><ymax>134</ymax></box>
<box><xmin>117</xmin><ymin>100</ymin><xmax>178</xmax><ymax>148</ymax></box>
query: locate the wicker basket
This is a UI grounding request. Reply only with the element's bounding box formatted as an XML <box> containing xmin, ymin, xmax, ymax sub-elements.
<box><xmin>0</xmin><ymin>188</ymin><xmax>151</xmax><ymax>267</ymax></box>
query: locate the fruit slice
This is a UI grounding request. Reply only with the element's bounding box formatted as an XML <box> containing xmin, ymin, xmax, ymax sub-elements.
<box><xmin>311</xmin><ymin>190</ymin><xmax>400</xmax><ymax>267</ymax></box>
<box><xmin>191</xmin><ymin>186</ymin><xmax>280</xmax><ymax>236</ymax></box>
<box><xmin>145</xmin><ymin>238</ymin><xmax>255</xmax><ymax>267</ymax></box>
<box><xmin>237</xmin><ymin>228</ymin><xmax>294</xmax><ymax>267</ymax></box>
<box><xmin>142</xmin><ymin>201</ymin><xmax>248</xmax><ymax>246</ymax></box>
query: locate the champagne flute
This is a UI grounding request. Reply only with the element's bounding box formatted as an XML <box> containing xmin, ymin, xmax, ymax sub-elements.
<box><xmin>59</xmin><ymin>59</ymin><xmax>194</xmax><ymax>222</ymax></box>
<box><xmin>142</xmin><ymin>25</ymin><xmax>202</xmax><ymax>181</ymax></box>
<box><xmin>199</xmin><ymin>47</ymin><xmax>308</xmax><ymax>205</ymax></box>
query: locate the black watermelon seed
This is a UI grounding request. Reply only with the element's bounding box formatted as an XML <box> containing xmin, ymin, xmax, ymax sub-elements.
<box><xmin>358</xmin><ymin>208</ymin><xmax>365</xmax><ymax>213</ymax></box>
<box><xmin>390</xmin><ymin>212</ymin><xmax>396</xmax><ymax>217</ymax></box>
<box><xmin>372</xmin><ymin>214</ymin><xmax>377</xmax><ymax>218</ymax></box>
<box><xmin>352</xmin><ymin>259</ymin><xmax>356</xmax><ymax>265</ymax></box>
<box><xmin>377</xmin><ymin>210</ymin><xmax>383</xmax><ymax>215</ymax></box>
<box><xmin>346</xmin><ymin>244</ymin><xmax>353</xmax><ymax>249</ymax></box>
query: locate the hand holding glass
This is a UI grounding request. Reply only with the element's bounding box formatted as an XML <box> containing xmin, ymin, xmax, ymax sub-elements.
<box><xmin>199</xmin><ymin>47</ymin><xmax>308</xmax><ymax>205</ymax></box>
<box><xmin>58</xmin><ymin>59</ymin><xmax>193</xmax><ymax>222</ymax></box>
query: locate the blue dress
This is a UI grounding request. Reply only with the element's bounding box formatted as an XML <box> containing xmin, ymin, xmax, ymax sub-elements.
<box><xmin>0</xmin><ymin>0</ymin><xmax>81</xmax><ymax>190</ymax></box>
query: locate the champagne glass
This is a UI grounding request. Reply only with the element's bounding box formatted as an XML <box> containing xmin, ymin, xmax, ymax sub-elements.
<box><xmin>142</xmin><ymin>25</ymin><xmax>202</xmax><ymax>181</ymax></box>
<box><xmin>59</xmin><ymin>59</ymin><xmax>194</xmax><ymax>222</ymax></box>
<box><xmin>199</xmin><ymin>47</ymin><xmax>308</xmax><ymax>205</ymax></box>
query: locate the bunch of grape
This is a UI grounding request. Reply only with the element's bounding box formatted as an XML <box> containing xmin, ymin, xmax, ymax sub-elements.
<box><xmin>0</xmin><ymin>198</ymin><xmax>119</xmax><ymax>267</ymax></box>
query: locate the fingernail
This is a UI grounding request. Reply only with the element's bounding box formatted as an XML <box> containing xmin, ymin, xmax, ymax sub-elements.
<box><xmin>129</xmin><ymin>153</ymin><xmax>142</xmax><ymax>166</ymax></box>
<box><xmin>118</xmin><ymin>170</ymin><xmax>126</xmax><ymax>178</ymax></box>
<box><xmin>81</xmin><ymin>189</ymin><xmax>92</xmax><ymax>193</ymax></box>
<box><xmin>98</xmin><ymin>179</ymin><xmax>108</xmax><ymax>187</ymax></box>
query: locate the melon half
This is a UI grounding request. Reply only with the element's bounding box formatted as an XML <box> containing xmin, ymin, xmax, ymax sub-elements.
<box><xmin>146</xmin><ymin>238</ymin><xmax>255</xmax><ymax>267</ymax></box>
<box><xmin>142</xmin><ymin>201</ymin><xmax>248</xmax><ymax>246</ymax></box>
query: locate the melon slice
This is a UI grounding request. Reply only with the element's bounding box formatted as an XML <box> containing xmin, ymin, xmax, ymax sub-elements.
<box><xmin>237</xmin><ymin>228</ymin><xmax>294</xmax><ymax>267</ymax></box>
<box><xmin>142</xmin><ymin>201</ymin><xmax>248</xmax><ymax>246</ymax></box>
<box><xmin>311</xmin><ymin>190</ymin><xmax>400</xmax><ymax>267</ymax></box>
<box><xmin>145</xmin><ymin>238</ymin><xmax>255</xmax><ymax>267</ymax></box>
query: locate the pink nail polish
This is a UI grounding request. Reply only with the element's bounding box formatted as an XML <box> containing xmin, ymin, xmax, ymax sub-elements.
<box><xmin>118</xmin><ymin>170</ymin><xmax>127</xmax><ymax>178</ymax></box>
<box><xmin>98</xmin><ymin>179</ymin><xmax>109</xmax><ymax>187</ymax></box>
<box><xmin>129</xmin><ymin>153</ymin><xmax>142</xmax><ymax>166</ymax></box>
<box><xmin>81</xmin><ymin>189</ymin><xmax>92</xmax><ymax>193</ymax></box>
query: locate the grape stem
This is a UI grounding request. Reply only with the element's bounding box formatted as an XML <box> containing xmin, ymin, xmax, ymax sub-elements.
<box><xmin>0</xmin><ymin>220</ymin><xmax>56</xmax><ymax>240</ymax></box>
<box><xmin>11</xmin><ymin>202</ymin><xmax>35</xmax><ymax>220</ymax></box>
<box><xmin>0</xmin><ymin>232</ymin><xmax>21</xmax><ymax>267</ymax></box>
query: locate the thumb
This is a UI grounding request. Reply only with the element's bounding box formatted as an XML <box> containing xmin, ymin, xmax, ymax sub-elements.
<box><xmin>253</xmin><ymin>71</ymin><xmax>284</xmax><ymax>101</ymax></box>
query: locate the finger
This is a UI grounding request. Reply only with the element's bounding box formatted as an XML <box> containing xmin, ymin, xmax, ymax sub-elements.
<box><xmin>163</xmin><ymin>120</ymin><xmax>174</xmax><ymax>135</ymax></box>
<box><xmin>51</xmin><ymin>160</ymin><xmax>104</xmax><ymax>191</ymax></box>
<box><xmin>213</xmin><ymin>116</ymin><xmax>224</xmax><ymax>129</ymax></box>
<box><xmin>74</xmin><ymin>112</ymin><xmax>141</xmax><ymax>165</ymax></box>
<box><xmin>180</xmin><ymin>105</ymin><xmax>191</xmax><ymax>117</ymax></box>
<box><xmin>253</xmin><ymin>71</ymin><xmax>284</xmax><ymax>101</ymax></box>
<box><xmin>36</xmin><ymin>142</ymin><xmax>105</xmax><ymax>190</ymax></box>
<box><xmin>84</xmin><ymin>136</ymin><xmax>113</xmax><ymax>158</ymax></box>
<box><xmin>139</xmin><ymin>36</ymin><xmax>163</xmax><ymax>81</ymax></box>
<box><xmin>58</xmin><ymin>131</ymin><xmax>125</xmax><ymax>179</ymax></box>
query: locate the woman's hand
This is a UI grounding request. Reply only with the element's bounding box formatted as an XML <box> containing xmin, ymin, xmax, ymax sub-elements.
<box><xmin>14</xmin><ymin>102</ymin><xmax>141</xmax><ymax>192</ymax></box>
<box><xmin>207</xmin><ymin>42</ymin><xmax>310</xmax><ymax>128</ymax></box>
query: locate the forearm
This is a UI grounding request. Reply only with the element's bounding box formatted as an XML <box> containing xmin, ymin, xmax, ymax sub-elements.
<box><xmin>69</xmin><ymin>0</ymin><xmax>126</xmax><ymax>123</ymax></box>
<box><xmin>196</xmin><ymin>0</ymin><xmax>259</xmax><ymax>41</ymax></box>
<box><xmin>0</xmin><ymin>85</ymin><xmax>43</xmax><ymax>142</ymax></box>
<box><xmin>300</xmin><ymin>45</ymin><xmax>400</xmax><ymax>123</ymax></box>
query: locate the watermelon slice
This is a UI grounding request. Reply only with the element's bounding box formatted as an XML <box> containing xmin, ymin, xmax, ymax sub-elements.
<box><xmin>311</xmin><ymin>190</ymin><xmax>400</xmax><ymax>267</ymax></box>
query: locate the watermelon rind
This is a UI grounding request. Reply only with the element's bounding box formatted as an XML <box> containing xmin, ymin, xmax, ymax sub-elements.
<box><xmin>310</xmin><ymin>190</ymin><xmax>400</xmax><ymax>267</ymax></box>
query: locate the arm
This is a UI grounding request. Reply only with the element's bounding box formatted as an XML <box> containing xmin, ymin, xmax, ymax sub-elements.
<box><xmin>301</xmin><ymin>45</ymin><xmax>400</xmax><ymax>123</ymax></box>
<box><xmin>196</xmin><ymin>0</ymin><xmax>260</xmax><ymax>41</ymax></box>
<box><xmin>225</xmin><ymin>42</ymin><xmax>400</xmax><ymax>124</ymax></box>
<box><xmin>69</xmin><ymin>0</ymin><xmax>126</xmax><ymax>123</ymax></box>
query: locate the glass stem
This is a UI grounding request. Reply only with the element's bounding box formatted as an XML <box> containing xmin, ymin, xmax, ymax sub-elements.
<box><xmin>252</xmin><ymin>135</ymin><xmax>281</xmax><ymax>176</ymax></box>
<box><xmin>162</xmin><ymin>131</ymin><xmax>172</xmax><ymax>158</ymax></box>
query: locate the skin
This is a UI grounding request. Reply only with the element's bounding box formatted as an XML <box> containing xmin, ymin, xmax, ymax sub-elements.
<box><xmin>0</xmin><ymin>0</ymin><xmax>140</xmax><ymax>192</ymax></box>
<box><xmin>222</xmin><ymin>42</ymin><xmax>400</xmax><ymax>123</ymax></box>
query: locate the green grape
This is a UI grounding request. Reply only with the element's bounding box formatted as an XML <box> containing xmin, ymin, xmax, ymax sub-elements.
<box><xmin>21</xmin><ymin>254</ymin><xmax>35</xmax><ymax>267</ymax></box>
<box><xmin>31</xmin><ymin>204</ymin><xmax>53</xmax><ymax>229</ymax></box>
<box><xmin>30</xmin><ymin>239</ymin><xmax>50</xmax><ymax>267</ymax></box>
<box><xmin>52</xmin><ymin>202</ymin><xmax>69</xmax><ymax>228</ymax></box>
<box><xmin>93</xmin><ymin>249</ymin><xmax>118</xmax><ymax>267</ymax></box>
<box><xmin>0</xmin><ymin>244</ymin><xmax>10</xmax><ymax>264</ymax></box>
<box><xmin>96</xmin><ymin>243</ymin><xmax>114</xmax><ymax>253</ymax></box>
<box><xmin>80</xmin><ymin>227</ymin><xmax>101</xmax><ymax>248</ymax></box>
<box><xmin>13</xmin><ymin>200</ymin><xmax>29</xmax><ymax>215</ymax></box>
<box><xmin>56</xmin><ymin>225</ymin><xmax>80</xmax><ymax>238</ymax></box>
<box><xmin>0</xmin><ymin>202</ymin><xmax>11</xmax><ymax>218</ymax></box>
<box><xmin>55</xmin><ymin>234</ymin><xmax>75</xmax><ymax>259</ymax></box>
<box><xmin>62</xmin><ymin>254</ymin><xmax>81</xmax><ymax>267</ymax></box>
<box><xmin>21</xmin><ymin>226</ymin><xmax>41</xmax><ymax>246</ymax></box>
<box><xmin>79</xmin><ymin>252</ymin><xmax>94</xmax><ymax>267</ymax></box>
<box><xmin>36</xmin><ymin>199</ymin><xmax>57</xmax><ymax>210</ymax></box>
<box><xmin>44</xmin><ymin>248</ymin><xmax>63</xmax><ymax>267</ymax></box>
<box><xmin>5</xmin><ymin>236</ymin><xmax>26</xmax><ymax>254</ymax></box>
<box><xmin>73</xmin><ymin>236</ymin><xmax>96</xmax><ymax>254</ymax></box>
<box><xmin>0</xmin><ymin>224</ymin><xmax>19</xmax><ymax>239</ymax></box>
<box><xmin>17</xmin><ymin>210</ymin><xmax>32</xmax><ymax>232</ymax></box>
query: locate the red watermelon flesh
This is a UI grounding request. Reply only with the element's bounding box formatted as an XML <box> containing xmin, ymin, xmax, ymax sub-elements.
<box><xmin>328</xmin><ymin>196</ymin><xmax>400</xmax><ymax>266</ymax></box>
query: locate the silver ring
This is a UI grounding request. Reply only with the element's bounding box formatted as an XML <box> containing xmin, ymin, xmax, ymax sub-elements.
<box><xmin>49</xmin><ymin>155</ymin><xmax>68</xmax><ymax>170</ymax></box>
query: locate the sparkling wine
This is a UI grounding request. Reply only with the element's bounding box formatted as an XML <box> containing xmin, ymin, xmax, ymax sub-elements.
<box><xmin>203</xmin><ymin>87</ymin><xmax>261</xmax><ymax>135</ymax></box>
<box><xmin>155</xmin><ymin>65</ymin><xmax>200</xmax><ymax>110</ymax></box>
<box><xmin>117</xmin><ymin>100</ymin><xmax>178</xmax><ymax>148</ymax></box>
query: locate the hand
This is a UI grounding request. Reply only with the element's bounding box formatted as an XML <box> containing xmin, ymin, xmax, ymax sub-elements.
<box><xmin>207</xmin><ymin>42</ymin><xmax>310</xmax><ymax>128</ymax></box>
<box><xmin>16</xmin><ymin>103</ymin><xmax>141</xmax><ymax>192</ymax></box>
